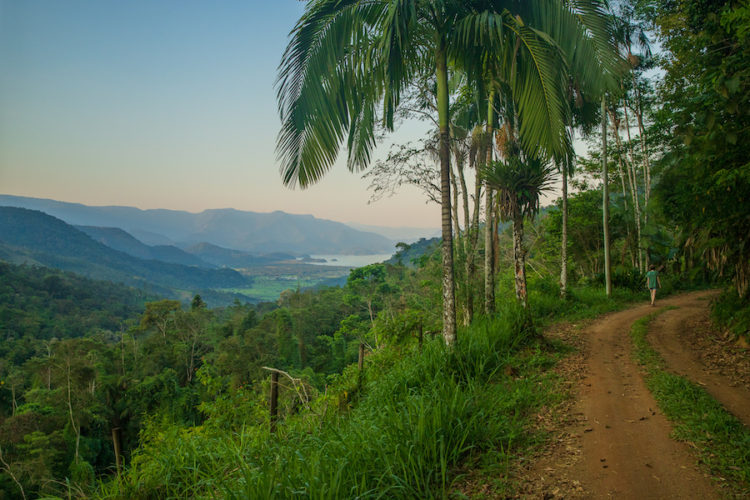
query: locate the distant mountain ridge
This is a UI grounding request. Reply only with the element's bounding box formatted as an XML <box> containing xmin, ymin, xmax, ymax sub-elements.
<box><xmin>0</xmin><ymin>195</ymin><xmax>394</xmax><ymax>255</ymax></box>
<box><xmin>0</xmin><ymin>207</ymin><xmax>250</xmax><ymax>301</ymax></box>
<box><xmin>346</xmin><ymin>223</ymin><xmax>440</xmax><ymax>243</ymax></box>
<box><xmin>76</xmin><ymin>225</ymin><xmax>215</xmax><ymax>268</ymax></box>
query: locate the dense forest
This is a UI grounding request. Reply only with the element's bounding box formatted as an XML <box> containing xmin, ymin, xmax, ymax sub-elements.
<box><xmin>1</xmin><ymin>0</ymin><xmax>748</xmax><ymax>497</ymax></box>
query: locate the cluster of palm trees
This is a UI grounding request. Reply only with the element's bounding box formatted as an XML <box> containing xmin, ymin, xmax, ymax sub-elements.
<box><xmin>276</xmin><ymin>0</ymin><xmax>623</xmax><ymax>346</ymax></box>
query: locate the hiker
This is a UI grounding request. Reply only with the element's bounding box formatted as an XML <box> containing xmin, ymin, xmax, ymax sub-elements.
<box><xmin>646</xmin><ymin>265</ymin><xmax>661</xmax><ymax>306</ymax></box>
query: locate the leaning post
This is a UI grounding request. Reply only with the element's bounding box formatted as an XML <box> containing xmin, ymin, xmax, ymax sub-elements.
<box><xmin>269</xmin><ymin>371</ymin><xmax>279</xmax><ymax>433</ymax></box>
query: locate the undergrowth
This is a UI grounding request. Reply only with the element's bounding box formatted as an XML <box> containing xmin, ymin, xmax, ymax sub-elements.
<box><xmin>100</xmin><ymin>303</ymin><xmax>561</xmax><ymax>499</ymax></box>
<box><xmin>98</xmin><ymin>280</ymin><xmax>666</xmax><ymax>499</ymax></box>
<box><xmin>711</xmin><ymin>289</ymin><xmax>750</xmax><ymax>341</ymax></box>
<box><xmin>631</xmin><ymin>310</ymin><xmax>750</xmax><ymax>497</ymax></box>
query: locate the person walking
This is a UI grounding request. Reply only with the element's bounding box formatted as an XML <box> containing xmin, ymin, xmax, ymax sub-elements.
<box><xmin>646</xmin><ymin>265</ymin><xmax>661</xmax><ymax>306</ymax></box>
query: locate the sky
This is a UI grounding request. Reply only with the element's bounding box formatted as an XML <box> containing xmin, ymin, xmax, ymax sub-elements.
<box><xmin>0</xmin><ymin>0</ymin><xmax>440</xmax><ymax>228</ymax></box>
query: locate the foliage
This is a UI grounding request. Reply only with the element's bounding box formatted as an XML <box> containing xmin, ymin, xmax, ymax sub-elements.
<box><xmin>711</xmin><ymin>290</ymin><xmax>750</xmax><ymax>341</ymax></box>
<box><xmin>0</xmin><ymin>262</ymin><xmax>149</xmax><ymax>342</ymax></box>
<box><xmin>387</xmin><ymin>238</ymin><xmax>441</xmax><ymax>268</ymax></box>
<box><xmin>650</xmin><ymin>0</ymin><xmax>750</xmax><ymax>298</ymax></box>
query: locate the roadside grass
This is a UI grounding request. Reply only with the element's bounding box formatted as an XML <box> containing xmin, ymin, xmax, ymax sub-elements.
<box><xmin>631</xmin><ymin>310</ymin><xmax>750</xmax><ymax>496</ymax></box>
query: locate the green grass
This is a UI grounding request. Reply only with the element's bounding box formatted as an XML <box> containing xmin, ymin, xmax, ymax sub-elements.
<box><xmin>631</xmin><ymin>310</ymin><xmax>750</xmax><ymax>496</ymax></box>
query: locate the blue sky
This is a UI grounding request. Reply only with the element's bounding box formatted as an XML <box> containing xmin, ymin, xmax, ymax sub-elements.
<box><xmin>0</xmin><ymin>0</ymin><xmax>438</xmax><ymax>228</ymax></box>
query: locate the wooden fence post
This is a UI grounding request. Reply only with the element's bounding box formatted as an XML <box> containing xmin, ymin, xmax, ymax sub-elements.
<box><xmin>418</xmin><ymin>323</ymin><xmax>424</xmax><ymax>352</ymax></box>
<box><xmin>111</xmin><ymin>427</ymin><xmax>122</xmax><ymax>476</ymax></box>
<box><xmin>270</xmin><ymin>371</ymin><xmax>279</xmax><ymax>433</ymax></box>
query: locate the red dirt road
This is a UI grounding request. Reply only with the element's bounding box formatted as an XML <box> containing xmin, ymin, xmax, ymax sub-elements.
<box><xmin>518</xmin><ymin>290</ymin><xmax>749</xmax><ymax>499</ymax></box>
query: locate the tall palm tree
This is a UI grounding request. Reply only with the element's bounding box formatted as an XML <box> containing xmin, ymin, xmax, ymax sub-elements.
<box><xmin>276</xmin><ymin>0</ymin><xmax>618</xmax><ymax>344</ymax></box>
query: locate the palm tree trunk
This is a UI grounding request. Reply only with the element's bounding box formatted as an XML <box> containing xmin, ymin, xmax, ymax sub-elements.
<box><xmin>451</xmin><ymin>166</ymin><xmax>465</xmax><ymax>325</ymax></box>
<box><xmin>458</xmin><ymin>162</ymin><xmax>470</xmax><ymax>254</ymax></box>
<box><xmin>560</xmin><ymin>162</ymin><xmax>568</xmax><ymax>298</ymax></box>
<box><xmin>451</xmin><ymin>167</ymin><xmax>461</xmax><ymax>248</ymax></box>
<box><xmin>466</xmin><ymin>153</ymin><xmax>483</xmax><ymax>325</ymax></box>
<box><xmin>493</xmin><ymin>198</ymin><xmax>501</xmax><ymax>272</ymax></box>
<box><xmin>436</xmin><ymin>45</ymin><xmax>456</xmax><ymax>346</ymax></box>
<box><xmin>458</xmin><ymin>160</ymin><xmax>473</xmax><ymax>325</ymax></box>
<box><xmin>602</xmin><ymin>96</ymin><xmax>612</xmax><ymax>296</ymax></box>
<box><xmin>512</xmin><ymin>212</ymin><xmax>529</xmax><ymax>310</ymax></box>
<box><xmin>484</xmin><ymin>90</ymin><xmax>496</xmax><ymax>315</ymax></box>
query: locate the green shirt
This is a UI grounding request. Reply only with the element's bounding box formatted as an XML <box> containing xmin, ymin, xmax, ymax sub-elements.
<box><xmin>646</xmin><ymin>270</ymin><xmax>659</xmax><ymax>289</ymax></box>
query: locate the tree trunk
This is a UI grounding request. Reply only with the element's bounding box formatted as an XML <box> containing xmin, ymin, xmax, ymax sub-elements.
<box><xmin>459</xmin><ymin>156</ymin><xmax>474</xmax><ymax>325</ymax></box>
<box><xmin>493</xmin><ymin>197</ymin><xmax>501</xmax><ymax>272</ymax></box>
<box><xmin>633</xmin><ymin>84</ymin><xmax>651</xmax><ymax>210</ymax></box>
<box><xmin>451</xmin><ymin>165</ymin><xmax>463</xmax><ymax>323</ymax></box>
<box><xmin>10</xmin><ymin>384</ymin><xmax>16</xmax><ymax>417</ymax></box>
<box><xmin>458</xmin><ymin>163</ymin><xmax>470</xmax><ymax>252</ymax></box>
<box><xmin>66</xmin><ymin>363</ymin><xmax>80</xmax><ymax>463</ymax></box>
<box><xmin>436</xmin><ymin>46</ymin><xmax>457</xmax><ymax>346</ymax></box>
<box><xmin>560</xmin><ymin>161</ymin><xmax>568</xmax><ymax>298</ymax></box>
<box><xmin>484</xmin><ymin>90</ymin><xmax>496</xmax><ymax>315</ymax></box>
<box><xmin>609</xmin><ymin>109</ymin><xmax>634</xmax><ymax>210</ymax></box>
<box><xmin>451</xmin><ymin>167</ymin><xmax>461</xmax><ymax>242</ymax></box>
<box><xmin>602</xmin><ymin>97</ymin><xmax>612</xmax><ymax>296</ymax></box>
<box><xmin>622</xmin><ymin>96</ymin><xmax>644</xmax><ymax>270</ymax></box>
<box><xmin>609</xmin><ymin>107</ymin><xmax>642</xmax><ymax>271</ymax></box>
<box><xmin>512</xmin><ymin>212</ymin><xmax>529</xmax><ymax>310</ymax></box>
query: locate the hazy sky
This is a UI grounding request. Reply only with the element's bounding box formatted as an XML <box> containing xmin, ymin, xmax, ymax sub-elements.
<box><xmin>0</xmin><ymin>0</ymin><xmax>440</xmax><ymax>228</ymax></box>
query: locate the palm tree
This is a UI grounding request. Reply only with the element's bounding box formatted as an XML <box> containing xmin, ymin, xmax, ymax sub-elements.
<box><xmin>482</xmin><ymin>145</ymin><xmax>557</xmax><ymax>311</ymax></box>
<box><xmin>276</xmin><ymin>0</ymin><xmax>618</xmax><ymax>344</ymax></box>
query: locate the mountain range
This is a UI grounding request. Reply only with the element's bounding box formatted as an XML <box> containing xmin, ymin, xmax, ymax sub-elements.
<box><xmin>0</xmin><ymin>207</ymin><xmax>251</xmax><ymax>304</ymax></box>
<box><xmin>0</xmin><ymin>195</ymin><xmax>395</xmax><ymax>255</ymax></box>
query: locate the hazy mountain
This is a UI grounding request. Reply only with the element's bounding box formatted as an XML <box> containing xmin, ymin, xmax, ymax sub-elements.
<box><xmin>0</xmin><ymin>195</ymin><xmax>394</xmax><ymax>255</ymax></box>
<box><xmin>76</xmin><ymin>225</ymin><xmax>215</xmax><ymax>268</ymax></box>
<box><xmin>0</xmin><ymin>207</ymin><xmax>250</xmax><ymax>296</ymax></box>
<box><xmin>346</xmin><ymin>223</ymin><xmax>441</xmax><ymax>244</ymax></box>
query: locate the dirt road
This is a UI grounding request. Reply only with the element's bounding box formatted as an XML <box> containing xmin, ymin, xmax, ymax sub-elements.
<box><xmin>518</xmin><ymin>290</ymin><xmax>749</xmax><ymax>499</ymax></box>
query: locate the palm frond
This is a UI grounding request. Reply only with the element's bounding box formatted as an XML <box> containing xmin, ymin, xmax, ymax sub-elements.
<box><xmin>275</xmin><ymin>1</ymin><xmax>389</xmax><ymax>188</ymax></box>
